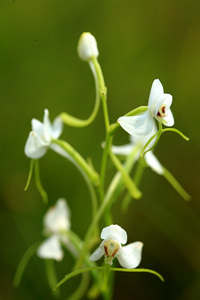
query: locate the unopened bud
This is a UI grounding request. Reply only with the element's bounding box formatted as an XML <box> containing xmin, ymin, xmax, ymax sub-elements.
<box><xmin>77</xmin><ymin>32</ymin><xmax>99</xmax><ymax>61</ymax></box>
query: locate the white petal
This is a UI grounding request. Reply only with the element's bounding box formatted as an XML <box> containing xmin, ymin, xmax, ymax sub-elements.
<box><xmin>162</xmin><ymin>93</ymin><xmax>172</xmax><ymax>110</ymax></box>
<box><xmin>148</xmin><ymin>79</ymin><xmax>164</xmax><ymax>108</ymax></box>
<box><xmin>31</xmin><ymin>119</ymin><xmax>44</xmax><ymax>136</ymax></box>
<box><xmin>144</xmin><ymin>152</ymin><xmax>164</xmax><ymax>175</ymax></box>
<box><xmin>149</xmin><ymin>93</ymin><xmax>167</xmax><ymax>118</ymax></box>
<box><xmin>89</xmin><ymin>244</ymin><xmax>104</xmax><ymax>261</ymax></box>
<box><xmin>163</xmin><ymin>108</ymin><xmax>174</xmax><ymax>126</ymax></box>
<box><xmin>52</xmin><ymin>116</ymin><xmax>63</xmax><ymax>139</ymax></box>
<box><xmin>37</xmin><ymin>235</ymin><xmax>63</xmax><ymax>261</ymax></box>
<box><xmin>43</xmin><ymin>109</ymin><xmax>52</xmax><ymax>143</ymax></box>
<box><xmin>116</xmin><ymin>242</ymin><xmax>143</xmax><ymax>269</ymax></box>
<box><xmin>101</xmin><ymin>225</ymin><xmax>127</xmax><ymax>245</ymax></box>
<box><xmin>111</xmin><ymin>144</ymin><xmax>134</xmax><ymax>156</ymax></box>
<box><xmin>129</xmin><ymin>119</ymin><xmax>158</xmax><ymax>152</ymax></box>
<box><xmin>24</xmin><ymin>131</ymin><xmax>48</xmax><ymax>159</ymax></box>
<box><xmin>118</xmin><ymin>112</ymin><xmax>153</xmax><ymax>137</ymax></box>
<box><xmin>44</xmin><ymin>198</ymin><xmax>71</xmax><ymax>233</ymax></box>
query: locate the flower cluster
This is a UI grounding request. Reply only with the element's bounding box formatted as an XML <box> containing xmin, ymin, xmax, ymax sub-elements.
<box><xmin>16</xmin><ymin>31</ymin><xmax>189</xmax><ymax>299</ymax></box>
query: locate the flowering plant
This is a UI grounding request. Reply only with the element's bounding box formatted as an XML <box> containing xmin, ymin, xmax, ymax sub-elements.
<box><xmin>14</xmin><ymin>32</ymin><xmax>190</xmax><ymax>299</ymax></box>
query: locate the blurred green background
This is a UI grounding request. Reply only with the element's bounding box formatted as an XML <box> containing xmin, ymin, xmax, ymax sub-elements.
<box><xmin>0</xmin><ymin>0</ymin><xmax>200</xmax><ymax>299</ymax></box>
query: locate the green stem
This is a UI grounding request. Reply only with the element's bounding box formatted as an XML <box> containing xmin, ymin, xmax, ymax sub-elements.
<box><xmin>100</xmin><ymin>133</ymin><xmax>112</xmax><ymax>192</ymax></box>
<box><xmin>67</xmin><ymin>230</ymin><xmax>100</xmax><ymax>283</ymax></box>
<box><xmin>45</xmin><ymin>260</ymin><xmax>60</xmax><ymax>298</ymax></box>
<box><xmin>122</xmin><ymin>159</ymin><xmax>145</xmax><ymax>212</ymax></box>
<box><xmin>140</xmin><ymin>124</ymin><xmax>162</xmax><ymax>157</ymax></box>
<box><xmin>34</xmin><ymin>160</ymin><xmax>48</xmax><ymax>204</ymax></box>
<box><xmin>67</xmin><ymin>272</ymin><xmax>90</xmax><ymax>300</ymax></box>
<box><xmin>101</xmin><ymin>264</ymin><xmax>111</xmax><ymax>292</ymax></box>
<box><xmin>51</xmin><ymin>143</ymin><xmax>98</xmax><ymax>223</ymax></box>
<box><xmin>24</xmin><ymin>159</ymin><xmax>35</xmax><ymax>191</ymax></box>
<box><xmin>55</xmin><ymin>266</ymin><xmax>164</xmax><ymax>289</ymax></box>
<box><xmin>109</xmin><ymin>150</ymin><xmax>142</xmax><ymax>199</ymax></box>
<box><xmin>105</xmin><ymin>144</ymin><xmax>141</xmax><ymax>211</ymax></box>
<box><xmin>52</xmin><ymin>139</ymin><xmax>100</xmax><ymax>187</ymax></box>
<box><xmin>91</xmin><ymin>58</ymin><xmax>105</xmax><ymax>93</ymax></box>
<box><xmin>13</xmin><ymin>242</ymin><xmax>40</xmax><ymax>288</ymax></box>
<box><xmin>110</xmin><ymin>267</ymin><xmax>164</xmax><ymax>281</ymax></box>
<box><xmin>74</xmin><ymin>197</ymin><xmax>115</xmax><ymax>270</ymax></box>
<box><xmin>91</xmin><ymin>57</ymin><xmax>110</xmax><ymax>131</ymax></box>
<box><xmin>101</xmin><ymin>89</ymin><xmax>110</xmax><ymax>131</ymax></box>
<box><xmin>60</xmin><ymin>59</ymin><xmax>101</xmax><ymax>128</ymax></box>
<box><xmin>162</xmin><ymin>128</ymin><xmax>189</xmax><ymax>141</ymax></box>
<box><xmin>162</xmin><ymin>166</ymin><xmax>191</xmax><ymax>201</ymax></box>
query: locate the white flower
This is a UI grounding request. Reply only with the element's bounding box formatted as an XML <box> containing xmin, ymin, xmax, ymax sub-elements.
<box><xmin>112</xmin><ymin>120</ymin><xmax>164</xmax><ymax>175</ymax></box>
<box><xmin>90</xmin><ymin>225</ymin><xmax>143</xmax><ymax>269</ymax></box>
<box><xmin>118</xmin><ymin>79</ymin><xmax>174</xmax><ymax>137</ymax></box>
<box><xmin>37</xmin><ymin>199</ymin><xmax>71</xmax><ymax>261</ymax></box>
<box><xmin>25</xmin><ymin>109</ymin><xmax>63</xmax><ymax>159</ymax></box>
<box><xmin>77</xmin><ymin>32</ymin><xmax>99</xmax><ymax>61</ymax></box>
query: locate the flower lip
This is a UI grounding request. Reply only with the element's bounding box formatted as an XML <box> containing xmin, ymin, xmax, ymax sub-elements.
<box><xmin>103</xmin><ymin>239</ymin><xmax>121</xmax><ymax>258</ymax></box>
<box><xmin>157</xmin><ymin>104</ymin><xmax>166</xmax><ymax>118</ymax></box>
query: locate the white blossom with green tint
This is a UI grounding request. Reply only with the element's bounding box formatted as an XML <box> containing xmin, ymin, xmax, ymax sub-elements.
<box><xmin>118</xmin><ymin>79</ymin><xmax>174</xmax><ymax>137</ymax></box>
<box><xmin>37</xmin><ymin>199</ymin><xmax>71</xmax><ymax>261</ymax></box>
<box><xmin>25</xmin><ymin>109</ymin><xmax>63</xmax><ymax>159</ymax></box>
<box><xmin>90</xmin><ymin>225</ymin><xmax>143</xmax><ymax>269</ymax></box>
<box><xmin>77</xmin><ymin>32</ymin><xmax>99</xmax><ymax>61</ymax></box>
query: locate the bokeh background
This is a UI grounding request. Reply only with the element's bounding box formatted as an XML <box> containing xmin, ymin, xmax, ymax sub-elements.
<box><xmin>0</xmin><ymin>0</ymin><xmax>200</xmax><ymax>299</ymax></box>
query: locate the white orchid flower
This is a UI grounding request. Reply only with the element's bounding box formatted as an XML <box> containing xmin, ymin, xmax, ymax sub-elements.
<box><xmin>112</xmin><ymin>120</ymin><xmax>164</xmax><ymax>175</ymax></box>
<box><xmin>118</xmin><ymin>79</ymin><xmax>174</xmax><ymax>137</ymax></box>
<box><xmin>37</xmin><ymin>199</ymin><xmax>71</xmax><ymax>261</ymax></box>
<box><xmin>90</xmin><ymin>225</ymin><xmax>143</xmax><ymax>269</ymax></box>
<box><xmin>25</xmin><ymin>109</ymin><xmax>63</xmax><ymax>159</ymax></box>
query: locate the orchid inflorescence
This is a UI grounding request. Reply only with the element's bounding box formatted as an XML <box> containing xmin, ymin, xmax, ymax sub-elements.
<box><xmin>14</xmin><ymin>32</ymin><xmax>190</xmax><ymax>299</ymax></box>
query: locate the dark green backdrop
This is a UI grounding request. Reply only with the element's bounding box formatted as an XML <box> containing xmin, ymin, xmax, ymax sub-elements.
<box><xmin>0</xmin><ymin>0</ymin><xmax>200</xmax><ymax>299</ymax></box>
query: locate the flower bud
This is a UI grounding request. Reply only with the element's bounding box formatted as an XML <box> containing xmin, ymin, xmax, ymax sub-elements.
<box><xmin>77</xmin><ymin>32</ymin><xmax>99</xmax><ymax>61</ymax></box>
